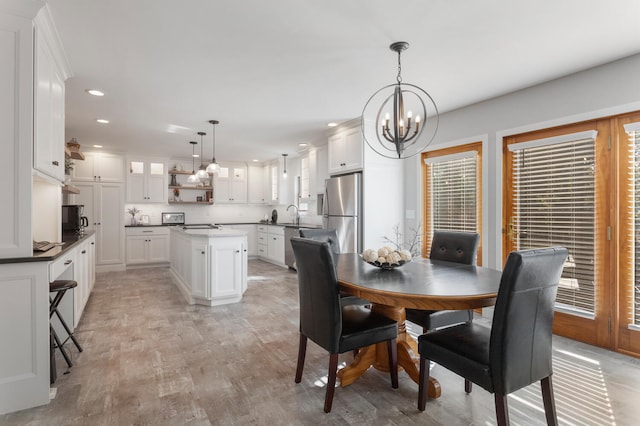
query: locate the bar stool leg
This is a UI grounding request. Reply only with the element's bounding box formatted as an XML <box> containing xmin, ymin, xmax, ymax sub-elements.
<box><xmin>51</xmin><ymin>302</ymin><xmax>83</xmax><ymax>353</ymax></box>
<box><xmin>50</xmin><ymin>322</ymin><xmax>73</xmax><ymax>368</ymax></box>
<box><xmin>50</xmin><ymin>326</ymin><xmax>57</xmax><ymax>384</ymax></box>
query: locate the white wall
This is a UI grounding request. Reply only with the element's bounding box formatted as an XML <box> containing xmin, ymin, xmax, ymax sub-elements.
<box><xmin>405</xmin><ymin>53</ymin><xmax>640</xmax><ymax>269</ymax></box>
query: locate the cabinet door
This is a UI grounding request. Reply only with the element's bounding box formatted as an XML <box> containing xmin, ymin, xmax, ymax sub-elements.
<box><xmin>147</xmin><ymin>235</ymin><xmax>169</xmax><ymax>262</ymax></box>
<box><xmin>269</xmin><ymin>163</ymin><xmax>279</xmax><ymax>204</ymax></box>
<box><xmin>146</xmin><ymin>161</ymin><xmax>166</xmax><ymax>202</ymax></box>
<box><xmin>88</xmin><ymin>236</ymin><xmax>96</xmax><ymax>291</ymax></box>
<box><xmin>343</xmin><ymin>127</ymin><xmax>363</xmax><ymax>171</ymax></box>
<box><xmin>214</xmin><ymin>166</ymin><xmax>232</xmax><ymax>202</ymax></box>
<box><xmin>72</xmin><ymin>153</ymin><xmax>96</xmax><ymax>181</ymax></box>
<box><xmin>126</xmin><ymin>160</ymin><xmax>146</xmax><ymax>202</ymax></box>
<box><xmin>301</xmin><ymin>154</ymin><xmax>311</xmax><ymax>199</ymax></box>
<box><xmin>33</xmin><ymin>27</ymin><xmax>65</xmax><ymax>182</ymax></box>
<box><xmin>267</xmin><ymin>233</ymin><xmax>285</xmax><ymax>264</ymax></box>
<box><xmin>191</xmin><ymin>242</ymin><xmax>209</xmax><ymax>299</ymax></box>
<box><xmin>230</xmin><ymin>166</ymin><xmax>247</xmax><ymax>203</ymax></box>
<box><xmin>96</xmin><ymin>153</ymin><xmax>125</xmax><ymax>182</ymax></box>
<box><xmin>210</xmin><ymin>238</ymin><xmax>242</xmax><ymax>298</ymax></box>
<box><xmin>248</xmin><ymin>165</ymin><xmax>268</xmax><ymax>204</ymax></box>
<box><xmin>96</xmin><ymin>183</ymin><xmax>124</xmax><ymax>265</ymax></box>
<box><xmin>125</xmin><ymin>235</ymin><xmax>148</xmax><ymax>264</ymax></box>
<box><xmin>328</xmin><ymin>132</ymin><xmax>346</xmax><ymax>174</ymax></box>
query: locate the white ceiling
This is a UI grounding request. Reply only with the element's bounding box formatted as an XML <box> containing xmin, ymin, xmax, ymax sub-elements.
<box><xmin>46</xmin><ymin>0</ymin><xmax>640</xmax><ymax>163</ymax></box>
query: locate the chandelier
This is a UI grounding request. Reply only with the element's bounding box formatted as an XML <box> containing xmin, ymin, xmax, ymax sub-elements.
<box><xmin>187</xmin><ymin>141</ymin><xmax>199</xmax><ymax>183</ymax></box>
<box><xmin>361</xmin><ymin>41</ymin><xmax>439</xmax><ymax>159</ymax></box>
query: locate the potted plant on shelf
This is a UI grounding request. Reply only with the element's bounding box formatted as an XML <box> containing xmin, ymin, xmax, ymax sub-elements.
<box><xmin>173</xmin><ymin>188</ymin><xmax>180</xmax><ymax>202</ymax></box>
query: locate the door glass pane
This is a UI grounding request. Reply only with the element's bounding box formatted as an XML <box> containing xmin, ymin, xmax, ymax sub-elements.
<box><xmin>429</xmin><ymin>155</ymin><xmax>477</xmax><ymax>233</ymax></box>
<box><xmin>150</xmin><ymin>162</ymin><xmax>164</xmax><ymax>175</ymax></box>
<box><xmin>511</xmin><ymin>138</ymin><xmax>595</xmax><ymax>315</ymax></box>
<box><xmin>630</xmin><ymin>126</ymin><xmax>640</xmax><ymax>327</ymax></box>
<box><xmin>130</xmin><ymin>161</ymin><xmax>144</xmax><ymax>174</ymax></box>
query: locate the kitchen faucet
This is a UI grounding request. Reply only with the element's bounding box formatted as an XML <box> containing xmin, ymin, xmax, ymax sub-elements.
<box><xmin>287</xmin><ymin>204</ymin><xmax>300</xmax><ymax>226</ymax></box>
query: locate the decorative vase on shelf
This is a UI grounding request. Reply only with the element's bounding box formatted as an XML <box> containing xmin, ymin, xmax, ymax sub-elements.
<box><xmin>131</xmin><ymin>216</ymin><xmax>137</xmax><ymax>226</ymax></box>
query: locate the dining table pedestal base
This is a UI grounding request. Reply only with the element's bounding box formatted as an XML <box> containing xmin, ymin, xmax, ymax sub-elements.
<box><xmin>337</xmin><ymin>303</ymin><xmax>442</xmax><ymax>399</ymax></box>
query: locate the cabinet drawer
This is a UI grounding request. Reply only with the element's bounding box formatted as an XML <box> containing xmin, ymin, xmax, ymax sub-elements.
<box><xmin>49</xmin><ymin>250</ymin><xmax>76</xmax><ymax>281</ymax></box>
<box><xmin>126</xmin><ymin>226</ymin><xmax>170</xmax><ymax>236</ymax></box>
<box><xmin>268</xmin><ymin>226</ymin><xmax>285</xmax><ymax>236</ymax></box>
<box><xmin>257</xmin><ymin>244</ymin><xmax>267</xmax><ymax>257</ymax></box>
<box><xmin>257</xmin><ymin>225</ymin><xmax>268</xmax><ymax>233</ymax></box>
<box><xmin>257</xmin><ymin>232</ymin><xmax>268</xmax><ymax>244</ymax></box>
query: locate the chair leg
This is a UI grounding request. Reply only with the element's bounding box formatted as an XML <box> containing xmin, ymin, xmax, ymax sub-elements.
<box><xmin>386</xmin><ymin>338</ymin><xmax>398</xmax><ymax>389</ymax></box>
<box><xmin>324</xmin><ymin>353</ymin><xmax>339</xmax><ymax>413</ymax></box>
<box><xmin>52</xmin><ymin>306</ymin><xmax>83</xmax><ymax>353</ymax></box>
<box><xmin>465</xmin><ymin>379</ymin><xmax>473</xmax><ymax>393</ymax></box>
<box><xmin>294</xmin><ymin>333</ymin><xmax>307</xmax><ymax>383</ymax></box>
<box><xmin>494</xmin><ymin>393</ymin><xmax>510</xmax><ymax>426</ymax></box>
<box><xmin>541</xmin><ymin>376</ymin><xmax>558</xmax><ymax>426</ymax></box>
<box><xmin>418</xmin><ymin>354</ymin><xmax>429</xmax><ymax>411</ymax></box>
<box><xmin>51</xmin><ymin>324</ymin><xmax>73</xmax><ymax>368</ymax></box>
<box><xmin>49</xmin><ymin>326</ymin><xmax>57</xmax><ymax>384</ymax></box>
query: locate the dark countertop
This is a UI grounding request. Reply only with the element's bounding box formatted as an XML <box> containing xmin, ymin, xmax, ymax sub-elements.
<box><xmin>0</xmin><ymin>231</ymin><xmax>96</xmax><ymax>264</ymax></box>
<box><xmin>125</xmin><ymin>222</ymin><xmax>323</xmax><ymax>229</ymax></box>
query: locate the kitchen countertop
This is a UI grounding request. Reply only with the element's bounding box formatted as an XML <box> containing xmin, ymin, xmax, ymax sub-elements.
<box><xmin>125</xmin><ymin>222</ymin><xmax>322</xmax><ymax>229</ymax></box>
<box><xmin>0</xmin><ymin>231</ymin><xmax>96</xmax><ymax>264</ymax></box>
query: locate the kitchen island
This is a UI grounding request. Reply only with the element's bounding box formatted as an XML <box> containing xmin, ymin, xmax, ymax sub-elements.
<box><xmin>169</xmin><ymin>226</ymin><xmax>248</xmax><ymax>306</ymax></box>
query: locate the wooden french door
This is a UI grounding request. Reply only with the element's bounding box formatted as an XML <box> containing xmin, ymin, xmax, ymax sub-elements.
<box><xmin>503</xmin><ymin>112</ymin><xmax>640</xmax><ymax>356</ymax></box>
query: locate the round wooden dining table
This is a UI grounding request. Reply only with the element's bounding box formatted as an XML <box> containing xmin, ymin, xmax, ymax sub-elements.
<box><xmin>335</xmin><ymin>253</ymin><xmax>501</xmax><ymax>399</ymax></box>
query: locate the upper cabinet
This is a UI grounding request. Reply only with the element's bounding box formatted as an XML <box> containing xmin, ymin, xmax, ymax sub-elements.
<box><xmin>126</xmin><ymin>158</ymin><xmax>167</xmax><ymax>203</ymax></box>
<box><xmin>247</xmin><ymin>164</ymin><xmax>269</xmax><ymax>204</ymax></box>
<box><xmin>72</xmin><ymin>152</ymin><xmax>125</xmax><ymax>183</ymax></box>
<box><xmin>214</xmin><ymin>162</ymin><xmax>247</xmax><ymax>204</ymax></box>
<box><xmin>316</xmin><ymin>146</ymin><xmax>328</xmax><ymax>194</ymax></box>
<box><xmin>328</xmin><ymin>126</ymin><xmax>363</xmax><ymax>175</ymax></box>
<box><xmin>32</xmin><ymin>7</ymin><xmax>71</xmax><ymax>182</ymax></box>
<box><xmin>0</xmin><ymin>11</ymin><xmax>35</xmax><ymax>259</ymax></box>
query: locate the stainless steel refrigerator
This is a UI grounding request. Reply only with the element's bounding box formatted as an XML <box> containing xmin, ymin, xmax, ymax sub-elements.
<box><xmin>322</xmin><ymin>173</ymin><xmax>362</xmax><ymax>253</ymax></box>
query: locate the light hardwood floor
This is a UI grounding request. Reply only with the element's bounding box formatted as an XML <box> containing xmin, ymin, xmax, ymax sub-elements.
<box><xmin>2</xmin><ymin>260</ymin><xmax>640</xmax><ymax>425</ymax></box>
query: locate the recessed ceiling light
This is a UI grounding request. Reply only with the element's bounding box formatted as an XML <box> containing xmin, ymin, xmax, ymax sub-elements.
<box><xmin>192</xmin><ymin>154</ymin><xmax>199</xmax><ymax>158</ymax></box>
<box><xmin>93</xmin><ymin>145</ymin><xmax>103</xmax><ymax>148</ymax></box>
<box><xmin>298</xmin><ymin>143</ymin><xmax>308</xmax><ymax>147</ymax></box>
<box><xmin>96</xmin><ymin>119</ymin><xmax>109</xmax><ymax>124</ymax></box>
<box><xmin>328</xmin><ymin>122</ymin><xmax>337</xmax><ymax>127</ymax></box>
<box><xmin>86</xmin><ymin>89</ymin><xmax>104</xmax><ymax>96</ymax></box>
<box><xmin>252</xmin><ymin>159</ymin><xmax>259</xmax><ymax>162</ymax></box>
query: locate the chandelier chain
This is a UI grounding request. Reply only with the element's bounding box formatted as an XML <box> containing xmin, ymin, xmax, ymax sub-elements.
<box><xmin>396</xmin><ymin>50</ymin><xmax>403</xmax><ymax>84</ymax></box>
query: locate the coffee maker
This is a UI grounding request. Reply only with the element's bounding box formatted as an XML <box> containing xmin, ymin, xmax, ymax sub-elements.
<box><xmin>62</xmin><ymin>204</ymin><xmax>89</xmax><ymax>235</ymax></box>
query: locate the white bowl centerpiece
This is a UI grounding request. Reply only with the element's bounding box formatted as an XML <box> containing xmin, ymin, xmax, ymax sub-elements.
<box><xmin>361</xmin><ymin>246</ymin><xmax>412</xmax><ymax>270</ymax></box>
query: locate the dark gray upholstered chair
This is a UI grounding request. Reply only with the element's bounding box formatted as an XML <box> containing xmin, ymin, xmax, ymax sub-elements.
<box><xmin>418</xmin><ymin>247</ymin><xmax>568</xmax><ymax>426</ymax></box>
<box><xmin>298</xmin><ymin>228</ymin><xmax>370</xmax><ymax>307</ymax></box>
<box><xmin>291</xmin><ymin>237</ymin><xmax>398</xmax><ymax>413</ymax></box>
<box><xmin>405</xmin><ymin>230</ymin><xmax>480</xmax><ymax>332</ymax></box>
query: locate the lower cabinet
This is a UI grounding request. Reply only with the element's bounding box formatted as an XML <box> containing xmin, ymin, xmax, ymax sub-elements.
<box><xmin>256</xmin><ymin>224</ymin><xmax>285</xmax><ymax>265</ymax></box>
<box><xmin>170</xmin><ymin>228</ymin><xmax>247</xmax><ymax>306</ymax></box>
<box><xmin>257</xmin><ymin>225</ymin><xmax>268</xmax><ymax>257</ymax></box>
<box><xmin>125</xmin><ymin>227</ymin><xmax>170</xmax><ymax>265</ymax></box>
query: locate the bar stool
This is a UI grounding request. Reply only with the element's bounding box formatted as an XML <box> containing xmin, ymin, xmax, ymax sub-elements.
<box><xmin>49</xmin><ymin>280</ymin><xmax>83</xmax><ymax>384</ymax></box>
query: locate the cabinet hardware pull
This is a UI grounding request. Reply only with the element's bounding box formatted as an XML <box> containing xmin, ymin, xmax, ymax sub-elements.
<box><xmin>236</xmin><ymin>250</ymin><xmax>240</xmax><ymax>253</ymax></box>
<box><xmin>81</xmin><ymin>250</ymin><xmax>86</xmax><ymax>254</ymax></box>
<box><xmin>64</xmin><ymin>260</ymin><xmax>72</xmax><ymax>265</ymax></box>
<box><xmin>52</xmin><ymin>160</ymin><xmax>59</xmax><ymax>166</ymax></box>
<box><xmin>143</xmin><ymin>230</ymin><xmax>152</xmax><ymax>233</ymax></box>
<box><xmin>201</xmin><ymin>251</ymin><xmax>205</xmax><ymax>254</ymax></box>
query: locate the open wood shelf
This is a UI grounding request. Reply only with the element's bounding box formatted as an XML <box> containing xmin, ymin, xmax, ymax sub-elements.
<box><xmin>168</xmin><ymin>201</ymin><xmax>213</xmax><ymax>205</ymax></box>
<box><xmin>169</xmin><ymin>185</ymin><xmax>212</xmax><ymax>190</ymax></box>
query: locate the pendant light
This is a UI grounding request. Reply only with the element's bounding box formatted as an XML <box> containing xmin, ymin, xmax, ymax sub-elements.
<box><xmin>187</xmin><ymin>141</ymin><xmax>199</xmax><ymax>183</ymax></box>
<box><xmin>205</xmin><ymin>120</ymin><xmax>219</xmax><ymax>174</ymax></box>
<box><xmin>282</xmin><ymin>153</ymin><xmax>288</xmax><ymax>178</ymax></box>
<box><xmin>361</xmin><ymin>41</ymin><xmax>439</xmax><ymax>159</ymax></box>
<box><xmin>195</xmin><ymin>131</ymin><xmax>209</xmax><ymax>180</ymax></box>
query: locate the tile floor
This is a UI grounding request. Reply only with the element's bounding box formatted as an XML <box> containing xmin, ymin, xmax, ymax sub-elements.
<box><xmin>2</xmin><ymin>260</ymin><xmax>639</xmax><ymax>425</ymax></box>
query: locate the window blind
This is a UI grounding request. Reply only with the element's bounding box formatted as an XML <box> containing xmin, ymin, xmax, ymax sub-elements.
<box><xmin>427</xmin><ymin>153</ymin><xmax>478</xmax><ymax>235</ymax></box>
<box><xmin>510</xmin><ymin>137</ymin><xmax>596</xmax><ymax>315</ymax></box>
<box><xmin>626</xmin><ymin>123</ymin><xmax>640</xmax><ymax>327</ymax></box>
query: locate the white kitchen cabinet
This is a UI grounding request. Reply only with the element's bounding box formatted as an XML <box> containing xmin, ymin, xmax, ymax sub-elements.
<box><xmin>125</xmin><ymin>227</ymin><xmax>170</xmax><ymax>265</ymax></box>
<box><xmin>0</xmin><ymin>12</ymin><xmax>35</xmax><ymax>259</ymax></box>
<box><xmin>210</xmin><ymin>237</ymin><xmax>245</xmax><ymax>300</ymax></box>
<box><xmin>126</xmin><ymin>158</ymin><xmax>167</xmax><ymax>203</ymax></box>
<box><xmin>214</xmin><ymin>162</ymin><xmax>247</xmax><ymax>203</ymax></box>
<box><xmin>257</xmin><ymin>225</ymin><xmax>268</xmax><ymax>258</ymax></box>
<box><xmin>269</xmin><ymin>162</ymin><xmax>280</xmax><ymax>204</ymax></box>
<box><xmin>72</xmin><ymin>152</ymin><xmax>125</xmax><ymax>182</ymax></box>
<box><xmin>33</xmin><ymin>11</ymin><xmax>68</xmax><ymax>182</ymax></box>
<box><xmin>191</xmin><ymin>241</ymin><xmax>209</xmax><ymax>299</ymax></box>
<box><xmin>316</xmin><ymin>146</ymin><xmax>328</xmax><ymax>194</ymax></box>
<box><xmin>229</xmin><ymin>224</ymin><xmax>257</xmax><ymax>257</ymax></box>
<box><xmin>328</xmin><ymin>126</ymin><xmax>363</xmax><ymax>175</ymax></box>
<box><xmin>267</xmin><ymin>225</ymin><xmax>285</xmax><ymax>265</ymax></box>
<box><xmin>300</xmin><ymin>155</ymin><xmax>310</xmax><ymax>199</ymax></box>
<box><xmin>269</xmin><ymin>157</ymin><xmax>298</xmax><ymax>206</ymax></box>
<box><xmin>247</xmin><ymin>164</ymin><xmax>269</xmax><ymax>204</ymax></box>
<box><xmin>72</xmin><ymin>182</ymin><xmax>124</xmax><ymax>270</ymax></box>
<box><xmin>169</xmin><ymin>228</ymin><xmax>247</xmax><ymax>306</ymax></box>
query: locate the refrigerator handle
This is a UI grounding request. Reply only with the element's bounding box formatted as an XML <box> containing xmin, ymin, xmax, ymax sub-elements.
<box><xmin>322</xmin><ymin>182</ymin><xmax>329</xmax><ymax>218</ymax></box>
